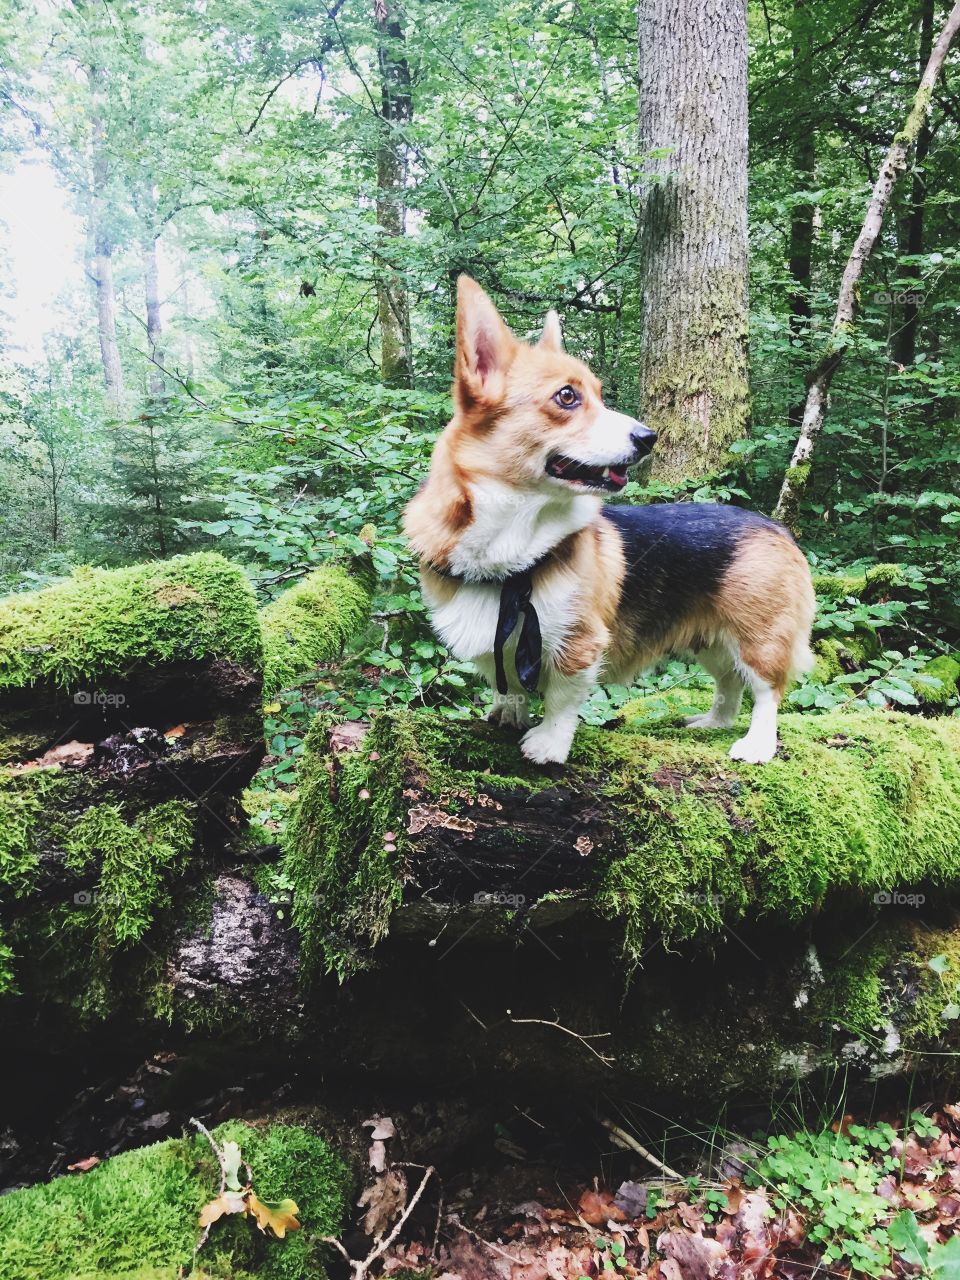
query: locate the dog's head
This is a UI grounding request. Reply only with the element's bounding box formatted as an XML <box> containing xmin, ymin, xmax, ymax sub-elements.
<box><xmin>450</xmin><ymin>275</ymin><xmax>656</xmax><ymax>495</ymax></box>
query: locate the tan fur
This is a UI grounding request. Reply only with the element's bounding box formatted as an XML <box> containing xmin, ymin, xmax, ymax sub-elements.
<box><xmin>404</xmin><ymin>275</ymin><xmax>816</xmax><ymax>765</ymax></box>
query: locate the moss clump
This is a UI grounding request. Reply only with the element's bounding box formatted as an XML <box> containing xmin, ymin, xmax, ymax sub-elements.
<box><xmin>913</xmin><ymin>654</ymin><xmax>960</xmax><ymax>709</ymax></box>
<box><xmin>0</xmin><ymin>1121</ymin><xmax>349</xmax><ymax>1280</ymax></box>
<box><xmin>286</xmin><ymin>710</ymin><xmax>547</xmax><ymax>980</ymax></box>
<box><xmin>65</xmin><ymin>800</ymin><xmax>195</xmax><ymax>945</ymax></box>
<box><xmin>0</xmin><ymin>553</ymin><xmax>262</xmax><ymax>693</ymax></box>
<box><xmin>260</xmin><ymin>565</ymin><xmax>372</xmax><ymax>702</ymax></box>
<box><xmin>599</xmin><ymin>702</ymin><xmax>960</xmax><ymax>962</ymax></box>
<box><xmin>286</xmin><ymin>703</ymin><xmax>960</xmax><ymax>977</ymax></box>
<box><xmin>0</xmin><ymin>745</ymin><xmax>199</xmax><ymax>998</ymax></box>
<box><xmin>812</xmin><ymin>562</ymin><xmax>907</xmax><ymax>603</ymax></box>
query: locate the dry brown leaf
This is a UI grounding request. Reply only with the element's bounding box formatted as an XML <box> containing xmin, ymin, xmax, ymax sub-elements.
<box><xmin>23</xmin><ymin>740</ymin><xmax>95</xmax><ymax>770</ymax></box>
<box><xmin>66</xmin><ymin>1156</ymin><xmax>100</xmax><ymax>1173</ymax></box>
<box><xmin>329</xmin><ymin>721</ymin><xmax>370</xmax><ymax>754</ymax></box>
<box><xmin>658</xmin><ymin>1229</ymin><xmax>728</xmax><ymax>1280</ymax></box>
<box><xmin>363</xmin><ymin>1114</ymin><xmax>396</xmax><ymax>1172</ymax></box>
<box><xmin>577</xmin><ymin>1188</ymin><xmax>627</xmax><ymax>1226</ymax></box>
<box><xmin>198</xmin><ymin>1190</ymin><xmax>247</xmax><ymax>1227</ymax></box>
<box><xmin>358</xmin><ymin>1169</ymin><xmax>408</xmax><ymax>1239</ymax></box>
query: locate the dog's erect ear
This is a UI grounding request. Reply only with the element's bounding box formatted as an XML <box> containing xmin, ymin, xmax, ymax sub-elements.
<box><xmin>455</xmin><ymin>275</ymin><xmax>516</xmax><ymax>407</ymax></box>
<box><xmin>538</xmin><ymin>309</ymin><xmax>564</xmax><ymax>353</ymax></box>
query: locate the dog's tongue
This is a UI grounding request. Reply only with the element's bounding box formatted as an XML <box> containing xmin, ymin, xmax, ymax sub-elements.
<box><xmin>609</xmin><ymin>469</ymin><xmax>628</xmax><ymax>489</ymax></box>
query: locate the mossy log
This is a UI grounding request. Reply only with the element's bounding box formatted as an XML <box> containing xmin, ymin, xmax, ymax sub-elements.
<box><xmin>286</xmin><ymin>701</ymin><xmax>960</xmax><ymax>977</ymax></box>
<box><xmin>198</xmin><ymin>698</ymin><xmax>960</xmax><ymax>1102</ymax></box>
<box><xmin>0</xmin><ymin>550</ymin><xmax>373</xmax><ymax>1005</ymax></box>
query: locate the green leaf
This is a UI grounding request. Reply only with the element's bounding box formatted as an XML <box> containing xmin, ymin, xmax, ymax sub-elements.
<box><xmin>222</xmin><ymin>1140</ymin><xmax>243</xmax><ymax>1193</ymax></box>
<box><xmin>929</xmin><ymin>954</ymin><xmax>950</xmax><ymax>975</ymax></box>
<box><xmin>932</xmin><ymin>1236</ymin><xmax>960</xmax><ymax>1277</ymax></box>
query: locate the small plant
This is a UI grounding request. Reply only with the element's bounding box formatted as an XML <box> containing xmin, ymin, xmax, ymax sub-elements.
<box><xmin>746</xmin><ymin>1128</ymin><xmax>895</xmax><ymax>1277</ymax></box>
<box><xmin>193</xmin><ymin>1120</ymin><xmax>300</xmax><ymax>1257</ymax></box>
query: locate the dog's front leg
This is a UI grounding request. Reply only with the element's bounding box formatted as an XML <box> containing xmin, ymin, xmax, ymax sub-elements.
<box><xmin>520</xmin><ymin>660</ymin><xmax>599</xmax><ymax>765</ymax></box>
<box><xmin>474</xmin><ymin>656</ymin><xmax>532</xmax><ymax>730</ymax></box>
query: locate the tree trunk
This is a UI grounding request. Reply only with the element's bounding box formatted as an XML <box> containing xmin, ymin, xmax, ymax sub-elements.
<box><xmin>894</xmin><ymin>0</ymin><xmax>935</xmax><ymax>369</ymax></box>
<box><xmin>773</xmin><ymin>0</ymin><xmax>960</xmax><ymax>529</ymax></box>
<box><xmin>637</xmin><ymin>0</ymin><xmax>749</xmax><ymax>483</ymax></box>
<box><xmin>373</xmin><ymin>0</ymin><xmax>413</xmax><ymax>388</ymax></box>
<box><xmin>90</xmin><ymin>100</ymin><xmax>124</xmax><ymax>409</ymax></box>
<box><xmin>142</xmin><ymin>229</ymin><xmax>164</xmax><ymax>397</ymax></box>
<box><xmin>786</xmin><ymin>2</ymin><xmax>816</xmax><ymax>431</ymax></box>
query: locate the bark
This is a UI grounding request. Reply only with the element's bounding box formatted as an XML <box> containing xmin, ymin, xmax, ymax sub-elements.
<box><xmin>786</xmin><ymin>0</ymin><xmax>816</xmax><ymax>433</ymax></box>
<box><xmin>637</xmin><ymin>0</ymin><xmax>750</xmax><ymax>482</ymax></box>
<box><xmin>773</xmin><ymin>0</ymin><xmax>960</xmax><ymax>528</ymax></box>
<box><xmin>89</xmin><ymin>96</ymin><xmax>123</xmax><ymax>409</ymax></box>
<box><xmin>894</xmin><ymin>0</ymin><xmax>935</xmax><ymax>368</ymax></box>
<box><xmin>373</xmin><ymin>0</ymin><xmax>413</xmax><ymax>387</ymax></box>
<box><xmin>142</xmin><ymin>229</ymin><xmax>164</xmax><ymax>397</ymax></box>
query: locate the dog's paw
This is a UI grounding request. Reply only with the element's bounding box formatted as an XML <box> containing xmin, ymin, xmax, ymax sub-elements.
<box><xmin>685</xmin><ymin>711</ymin><xmax>732</xmax><ymax>730</ymax></box>
<box><xmin>487</xmin><ymin>696</ymin><xmax>531</xmax><ymax>731</ymax></box>
<box><xmin>520</xmin><ymin>724</ymin><xmax>571</xmax><ymax>765</ymax></box>
<box><xmin>728</xmin><ymin>735</ymin><xmax>777</xmax><ymax>764</ymax></box>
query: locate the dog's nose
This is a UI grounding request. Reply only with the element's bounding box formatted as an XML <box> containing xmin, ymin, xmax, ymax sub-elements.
<box><xmin>630</xmin><ymin>423</ymin><xmax>658</xmax><ymax>456</ymax></box>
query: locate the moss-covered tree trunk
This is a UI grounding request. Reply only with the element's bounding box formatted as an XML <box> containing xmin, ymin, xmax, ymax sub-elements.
<box><xmin>637</xmin><ymin>0</ymin><xmax>750</xmax><ymax>483</ymax></box>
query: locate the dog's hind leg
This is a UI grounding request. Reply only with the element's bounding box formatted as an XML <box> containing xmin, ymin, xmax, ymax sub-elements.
<box><xmin>728</xmin><ymin>665</ymin><xmax>779</xmax><ymax>764</ymax></box>
<box><xmin>685</xmin><ymin>642</ymin><xmax>744</xmax><ymax>730</ymax></box>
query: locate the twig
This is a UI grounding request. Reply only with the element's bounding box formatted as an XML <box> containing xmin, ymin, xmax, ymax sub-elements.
<box><xmin>321</xmin><ymin>1166</ymin><xmax>436</xmax><ymax>1280</ymax></box>
<box><xmin>600</xmin><ymin>1117</ymin><xmax>683</xmax><ymax>1181</ymax></box>
<box><xmin>507</xmin><ymin>1012</ymin><xmax>616</xmax><ymax>1066</ymax></box>
<box><xmin>190</xmin><ymin>1117</ymin><xmax>226</xmax><ymax>1256</ymax></box>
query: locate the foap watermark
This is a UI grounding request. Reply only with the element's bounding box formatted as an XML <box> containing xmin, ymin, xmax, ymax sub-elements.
<box><xmin>72</xmin><ymin>889</ymin><xmax>124</xmax><ymax>907</ymax></box>
<box><xmin>473</xmin><ymin>891</ymin><xmax>526</xmax><ymax>908</ymax></box>
<box><xmin>681</xmin><ymin>890</ymin><xmax>726</xmax><ymax>908</ymax></box>
<box><xmin>74</xmin><ymin>689</ymin><xmax>126</xmax><ymax>708</ymax></box>
<box><xmin>874</xmin><ymin>289</ymin><xmax>925</xmax><ymax>306</ymax></box>
<box><xmin>874</xmin><ymin>889</ymin><xmax>925</xmax><ymax>907</ymax></box>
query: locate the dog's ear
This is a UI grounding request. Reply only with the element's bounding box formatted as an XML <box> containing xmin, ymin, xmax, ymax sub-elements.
<box><xmin>455</xmin><ymin>275</ymin><xmax>516</xmax><ymax>408</ymax></box>
<box><xmin>538</xmin><ymin>309</ymin><xmax>564</xmax><ymax>353</ymax></box>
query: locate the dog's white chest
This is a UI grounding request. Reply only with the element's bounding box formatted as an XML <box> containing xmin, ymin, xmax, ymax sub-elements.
<box><xmin>425</xmin><ymin>573</ymin><xmax>578</xmax><ymax>667</ymax></box>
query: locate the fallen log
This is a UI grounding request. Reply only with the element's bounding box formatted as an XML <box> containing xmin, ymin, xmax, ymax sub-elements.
<box><xmin>0</xmin><ymin>549</ymin><xmax>374</xmax><ymax>1009</ymax></box>
<box><xmin>285</xmin><ymin>701</ymin><xmax>960</xmax><ymax>978</ymax></box>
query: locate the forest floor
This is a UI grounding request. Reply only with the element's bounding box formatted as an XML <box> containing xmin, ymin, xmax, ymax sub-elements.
<box><xmin>4</xmin><ymin>1043</ymin><xmax>960</xmax><ymax>1279</ymax></box>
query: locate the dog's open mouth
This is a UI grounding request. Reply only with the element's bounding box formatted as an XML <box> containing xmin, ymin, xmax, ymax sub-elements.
<box><xmin>545</xmin><ymin>454</ymin><xmax>630</xmax><ymax>492</ymax></box>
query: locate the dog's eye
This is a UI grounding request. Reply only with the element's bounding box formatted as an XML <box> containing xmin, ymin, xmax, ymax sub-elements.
<box><xmin>553</xmin><ymin>385</ymin><xmax>580</xmax><ymax>409</ymax></box>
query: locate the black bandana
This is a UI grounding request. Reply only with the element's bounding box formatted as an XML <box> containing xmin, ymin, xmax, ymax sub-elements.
<box><xmin>424</xmin><ymin>558</ymin><xmax>546</xmax><ymax>696</ymax></box>
<box><xmin>493</xmin><ymin>567</ymin><xmax>542</xmax><ymax>695</ymax></box>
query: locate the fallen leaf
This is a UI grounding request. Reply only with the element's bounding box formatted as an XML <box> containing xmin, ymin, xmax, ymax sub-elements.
<box><xmin>246</xmin><ymin>1191</ymin><xmax>301</xmax><ymax>1238</ymax></box>
<box><xmin>658</xmin><ymin>1230</ymin><xmax>728</xmax><ymax>1280</ymax></box>
<box><xmin>199</xmin><ymin>1190</ymin><xmax>247</xmax><ymax>1227</ymax></box>
<box><xmin>358</xmin><ymin>1169</ymin><xmax>408</xmax><ymax>1239</ymax></box>
<box><xmin>614</xmin><ymin>1180</ymin><xmax>647</xmax><ymax>1218</ymax></box>
<box><xmin>222</xmin><ymin>1140</ymin><xmax>243</xmax><ymax>1192</ymax></box>
<box><xmin>577</xmin><ymin>1188</ymin><xmax>626</xmax><ymax>1226</ymax></box>
<box><xmin>67</xmin><ymin>1156</ymin><xmax>100</xmax><ymax>1173</ymax></box>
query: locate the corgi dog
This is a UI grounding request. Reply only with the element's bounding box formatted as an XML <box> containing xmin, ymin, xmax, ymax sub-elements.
<box><xmin>403</xmin><ymin>276</ymin><xmax>816</xmax><ymax>766</ymax></box>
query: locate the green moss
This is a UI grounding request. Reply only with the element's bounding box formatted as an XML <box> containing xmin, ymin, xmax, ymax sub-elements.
<box><xmin>286</xmin><ymin>704</ymin><xmax>960</xmax><ymax>977</ymax></box>
<box><xmin>0</xmin><ymin>553</ymin><xmax>262</xmax><ymax>693</ymax></box>
<box><xmin>912</xmin><ymin>654</ymin><xmax>960</xmax><ymax>709</ymax></box>
<box><xmin>286</xmin><ymin>711</ymin><xmax>547</xmax><ymax>980</ymax></box>
<box><xmin>611</xmin><ymin>708</ymin><xmax>960</xmax><ymax>964</ymax></box>
<box><xmin>65</xmin><ymin>800</ymin><xmax>195</xmax><ymax>945</ymax></box>
<box><xmin>0</xmin><ymin>1121</ymin><xmax>349</xmax><ymax>1280</ymax></box>
<box><xmin>812</xmin><ymin>562</ymin><xmax>906</xmax><ymax>603</ymax></box>
<box><xmin>260</xmin><ymin>565</ymin><xmax>372</xmax><ymax>701</ymax></box>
